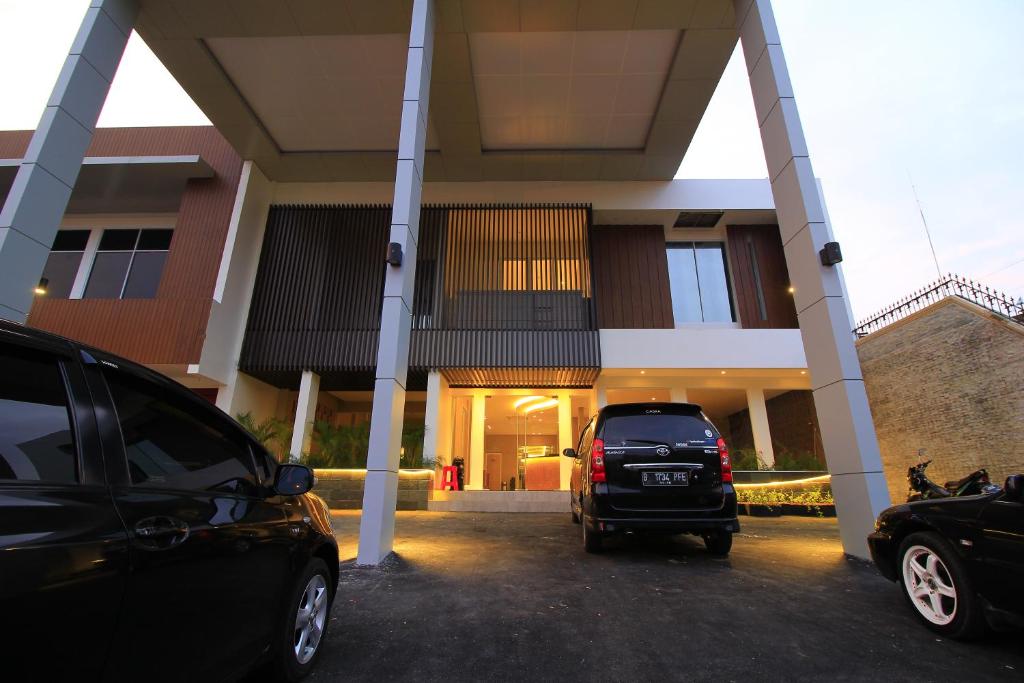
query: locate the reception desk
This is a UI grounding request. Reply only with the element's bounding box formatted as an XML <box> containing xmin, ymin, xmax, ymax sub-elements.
<box><xmin>523</xmin><ymin>455</ymin><xmax>561</xmax><ymax>490</ymax></box>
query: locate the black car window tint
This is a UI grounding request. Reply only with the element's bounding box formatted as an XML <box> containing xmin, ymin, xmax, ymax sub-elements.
<box><xmin>0</xmin><ymin>342</ymin><xmax>77</xmax><ymax>483</ymax></box>
<box><xmin>602</xmin><ymin>414</ymin><xmax>716</xmax><ymax>447</ymax></box>
<box><xmin>104</xmin><ymin>368</ymin><xmax>258</xmax><ymax>494</ymax></box>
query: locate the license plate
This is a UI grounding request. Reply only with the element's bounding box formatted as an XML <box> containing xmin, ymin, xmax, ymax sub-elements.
<box><xmin>641</xmin><ymin>471</ymin><xmax>689</xmax><ymax>486</ymax></box>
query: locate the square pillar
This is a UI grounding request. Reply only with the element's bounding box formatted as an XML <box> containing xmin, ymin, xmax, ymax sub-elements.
<box><xmin>735</xmin><ymin>0</ymin><xmax>891</xmax><ymax>558</ymax></box>
<box><xmin>557</xmin><ymin>392</ymin><xmax>573</xmax><ymax>489</ymax></box>
<box><xmin>357</xmin><ymin>0</ymin><xmax>434</xmax><ymax>565</ymax></box>
<box><xmin>745</xmin><ymin>388</ymin><xmax>775</xmax><ymax>468</ymax></box>
<box><xmin>289</xmin><ymin>370</ymin><xmax>320</xmax><ymax>461</ymax></box>
<box><xmin>595</xmin><ymin>377</ymin><xmax>608</xmax><ymax>409</ymax></box>
<box><xmin>0</xmin><ymin>0</ymin><xmax>137</xmax><ymax>322</ymax></box>
<box><xmin>423</xmin><ymin>370</ymin><xmax>451</xmax><ymax>469</ymax></box>
<box><xmin>468</xmin><ymin>393</ymin><xmax>486</xmax><ymax>490</ymax></box>
<box><xmin>670</xmin><ymin>386</ymin><xmax>688</xmax><ymax>403</ymax></box>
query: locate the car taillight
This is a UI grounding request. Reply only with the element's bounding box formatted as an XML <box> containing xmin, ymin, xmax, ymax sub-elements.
<box><xmin>717</xmin><ymin>437</ymin><xmax>732</xmax><ymax>483</ymax></box>
<box><xmin>590</xmin><ymin>437</ymin><xmax>606</xmax><ymax>483</ymax></box>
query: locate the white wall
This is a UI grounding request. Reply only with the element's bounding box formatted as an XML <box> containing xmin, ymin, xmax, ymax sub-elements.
<box><xmin>273</xmin><ymin>178</ymin><xmax>774</xmax><ymax>211</ymax></box>
<box><xmin>600</xmin><ymin>327</ymin><xmax>807</xmax><ymax>371</ymax></box>
<box><xmin>195</xmin><ymin>161</ymin><xmax>273</xmax><ymax>413</ymax></box>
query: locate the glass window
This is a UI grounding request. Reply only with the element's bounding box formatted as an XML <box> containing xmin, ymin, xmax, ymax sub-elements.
<box><xmin>0</xmin><ymin>343</ymin><xmax>77</xmax><ymax>483</ymax></box>
<box><xmin>40</xmin><ymin>230</ymin><xmax>90</xmax><ymax>299</ymax></box>
<box><xmin>602</xmin><ymin>413</ymin><xmax>716</xmax><ymax>447</ymax></box>
<box><xmin>666</xmin><ymin>242</ymin><xmax>735</xmax><ymax>324</ymax></box>
<box><xmin>84</xmin><ymin>228</ymin><xmax>172</xmax><ymax>300</ymax></box>
<box><xmin>104</xmin><ymin>369</ymin><xmax>258</xmax><ymax>494</ymax></box>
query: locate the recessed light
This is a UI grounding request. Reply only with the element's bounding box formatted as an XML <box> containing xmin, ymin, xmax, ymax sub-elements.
<box><xmin>787</xmin><ymin>286</ymin><xmax>795</xmax><ymax>294</ymax></box>
<box><xmin>650</xmin><ymin>397</ymin><xmax>656</xmax><ymax>401</ymax></box>
<box><xmin>800</xmin><ymin>370</ymin><xmax>807</xmax><ymax>375</ymax></box>
<box><xmin>640</xmin><ymin>370</ymin><xmax>646</xmax><ymax>375</ymax></box>
<box><xmin>720</xmin><ymin>370</ymin><xmax>726</xmax><ymax>375</ymax></box>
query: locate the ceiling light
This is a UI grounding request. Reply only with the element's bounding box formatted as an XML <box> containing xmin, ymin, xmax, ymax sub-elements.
<box><xmin>787</xmin><ymin>286</ymin><xmax>795</xmax><ymax>294</ymax></box>
<box><xmin>523</xmin><ymin>398</ymin><xmax>558</xmax><ymax>414</ymax></box>
<box><xmin>650</xmin><ymin>397</ymin><xmax>656</xmax><ymax>401</ymax></box>
<box><xmin>640</xmin><ymin>370</ymin><xmax>646</xmax><ymax>375</ymax></box>
<box><xmin>800</xmin><ymin>370</ymin><xmax>807</xmax><ymax>375</ymax></box>
<box><xmin>514</xmin><ymin>395</ymin><xmax>546</xmax><ymax>410</ymax></box>
<box><xmin>720</xmin><ymin>370</ymin><xmax>726</xmax><ymax>375</ymax></box>
<box><xmin>33</xmin><ymin>278</ymin><xmax>48</xmax><ymax>296</ymax></box>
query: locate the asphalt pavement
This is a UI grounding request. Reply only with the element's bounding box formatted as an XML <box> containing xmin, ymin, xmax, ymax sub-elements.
<box><xmin>306</xmin><ymin>511</ymin><xmax>1022</xmax><ymax>682</ymax></box>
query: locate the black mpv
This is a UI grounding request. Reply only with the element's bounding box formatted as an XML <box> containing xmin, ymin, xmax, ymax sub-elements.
<box><xmin>0</xmin><ymin>320</ymin><xmax>339</xmax><ymax>682</ymax></box>
<box><xmin>566</xmin><ymin>402</ymin><xmax>739</xmax><ymax>554</ymax></box>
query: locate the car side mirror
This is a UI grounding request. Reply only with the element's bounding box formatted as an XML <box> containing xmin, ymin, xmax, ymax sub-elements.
<box><xmin>562</xmin><ymin>448</ymin><xmax>577</xmax><ymax>458</ymax></box>
<box><xmin>274</xmin><ymin>464</ymin><xmax>315</xmax><ymax>496</ymax></box>
<box><xmin>1005</xmin><ymin>475</ymin><xmax>1024</xmax><ymax>502</ymax></box>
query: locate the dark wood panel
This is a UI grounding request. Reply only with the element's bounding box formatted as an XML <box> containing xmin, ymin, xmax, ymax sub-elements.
<box><xmin>591</xmin><ymin>225</ymin><xmax>674</xmax><ymax>329</ymax></box>
<box><xmin>25</xmin><ymin>126</ymin><xmax>243</xmax><ymax>364</ymax></box>
<box><xmin>726</xmin><ymin>224</ymin><xmax>798</xmax><ymax>329</ymax></box>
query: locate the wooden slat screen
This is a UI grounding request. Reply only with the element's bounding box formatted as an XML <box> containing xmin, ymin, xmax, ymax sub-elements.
<box><xmin>725</xmin><ymin>224</ymin><xmax>798</xmax><ymax>329</ymax></box>
<box><xmin>590</xmin><ymin>225</ymin><xmax>674</xmax><ymax>329</ymax></box>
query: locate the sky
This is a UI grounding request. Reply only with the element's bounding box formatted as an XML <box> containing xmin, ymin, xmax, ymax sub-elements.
<box><xmin>1</xmin><ymin>0</ymin><xmax>1022</xmax><ymax>321</ymax></box>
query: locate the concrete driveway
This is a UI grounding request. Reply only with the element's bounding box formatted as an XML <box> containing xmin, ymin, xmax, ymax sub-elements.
<box><xmin>310</xmin><ymin>512</ymin><xmax>1022</xmax><ymax>682</ymax></box>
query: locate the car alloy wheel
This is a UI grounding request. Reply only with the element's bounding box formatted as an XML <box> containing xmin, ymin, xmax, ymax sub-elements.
<box><xmin>294</xmin><ymin>574</ymin><xmax>328</xmax><ymax>664</ymax></box>
<box><xmin>901</xmin><ymin>544</ymin><xmax>957</xmax><ymax>626</ymax></box>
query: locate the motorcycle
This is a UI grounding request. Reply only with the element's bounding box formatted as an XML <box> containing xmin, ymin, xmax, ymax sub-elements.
<box><xmin>906</xmin><ymin>459</ymin><xmax>1001</xmax><ymax>502</ymax></box>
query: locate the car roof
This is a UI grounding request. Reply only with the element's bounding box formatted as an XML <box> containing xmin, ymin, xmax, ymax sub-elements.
<box><xmin>599</xmin><ymin>402</ymin><xmax>705</xmax><ymax>416</ymax></box>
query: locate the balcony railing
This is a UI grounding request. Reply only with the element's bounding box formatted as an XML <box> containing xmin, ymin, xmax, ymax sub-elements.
<box><xmin>854</xmin><ymin>273</ymin><xmax>1024</xmax><ymax>337</ymax></box>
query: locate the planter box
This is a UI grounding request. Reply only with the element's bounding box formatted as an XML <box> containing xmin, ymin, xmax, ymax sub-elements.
<box><xmin>313</xmin><ymin>469</ymin><xmax>433</xmax><ymax>510</ymax></box>
<box><xmin>738</xmin><ymin>503</ymin><xmax>836</xmax><ymax>518</ymax></box>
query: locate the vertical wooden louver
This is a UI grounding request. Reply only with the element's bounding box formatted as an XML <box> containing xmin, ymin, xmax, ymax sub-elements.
<box><xmin>410</xmin><ymin>205</ymin><xmax>600</xmax><ymax>384</ymax></box>
<box><xmin>240</xmin><ymin>204</ymin><xmax>600</xmax><ymax>389</ymax></box>
<box><xmin>239</xmin><ymin>205</ymin><xmax>391</xmax><ymax>387</ymax></box>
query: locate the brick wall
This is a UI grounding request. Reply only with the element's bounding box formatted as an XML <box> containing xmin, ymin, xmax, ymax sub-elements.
<box><xmin>857</xmin><ymin>297</ymin><xmax>1024</xmax><ymax>503</ymax></box>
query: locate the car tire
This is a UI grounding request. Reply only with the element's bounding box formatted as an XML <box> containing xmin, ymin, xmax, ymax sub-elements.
<box><xmin>582</xmin><ymin>518</ymin><xmax>603</xmax><ymax>553</ymax></box>
<box><xmin>271</xmin><ymin>558</ymin><xmax>335</xmax><ymax>682</ymax></box>
<box><xmin>897</xmin><ymin>531</ymin><xmax>985</xmax><ymax>640</ymax></box>
<box><xmin>703</xmin><ymin>531</ymin><xmax>732</xmax><ymax>556</ymax></box>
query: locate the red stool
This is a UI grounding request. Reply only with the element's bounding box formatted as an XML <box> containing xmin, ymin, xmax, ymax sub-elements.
<box><xmin>440</xmin><ymin>466</ymin><xmax>460</xmax><ymax>491</ymax></box>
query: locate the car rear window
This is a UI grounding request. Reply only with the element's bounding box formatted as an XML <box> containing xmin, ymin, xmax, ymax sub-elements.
<box><xmin>602</xmin><ymin>412</ymin><xmax>716</xmax><ymax>448</ymax></box>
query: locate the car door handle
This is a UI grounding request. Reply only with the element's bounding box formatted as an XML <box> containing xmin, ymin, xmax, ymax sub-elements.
<box><xmin>134</xmin><ymin>516</ymin><xmax>190</xmax><ymax>549</ymax></box>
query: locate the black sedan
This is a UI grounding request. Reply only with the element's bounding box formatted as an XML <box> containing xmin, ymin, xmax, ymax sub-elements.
<box><xmin>868</xmin><ymin>474</ymin><xmax>1024</xmax><ymax>639</ymax></box>
<box><xmin>0</xmin><ymin>321</ymin><xmax>339</xmax><ymax>681</ymax></box>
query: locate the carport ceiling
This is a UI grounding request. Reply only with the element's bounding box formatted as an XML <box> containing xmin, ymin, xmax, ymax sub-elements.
<box><xmin>136</xmin><ymin>0</ymin><xmax>738</xmax><ymax>182</ymax></box>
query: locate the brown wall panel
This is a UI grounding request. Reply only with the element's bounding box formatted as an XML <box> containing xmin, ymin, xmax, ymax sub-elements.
<box><xmin>590</xmin><ymin>225</ymin><xmax>674</xmax><ymax>329</ymax></box>
<box><xmin>726</xmin><ymin>224</ymin><xmax>798</xmax><ymax>329</ymax></box>
<box><xmin>15</xmin><ymin>126</ymin><xmax>243</xmax><ymax>364</ymax></box>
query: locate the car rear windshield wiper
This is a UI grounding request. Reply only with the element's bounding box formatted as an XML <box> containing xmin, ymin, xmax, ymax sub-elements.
<box><xmin>609</xmin><ymin>438</ymin><xmax>670</xmax><ymax>447</ymax></box>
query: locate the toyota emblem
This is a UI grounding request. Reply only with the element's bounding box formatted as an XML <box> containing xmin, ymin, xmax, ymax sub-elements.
<box><xmin>656</xmin><ymin>446</ymin><xmax>670</xmax><ymax>457</ymax></box>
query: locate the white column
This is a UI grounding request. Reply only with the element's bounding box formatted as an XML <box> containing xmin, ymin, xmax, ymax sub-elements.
<box><xmin>357</xmin><ymin>0</ymin><xmax>434</xmax><ymax>565</ymax></box>
<box><xmin>734</xmin><ymin>0</ymin><xmax>891</xmax><ymax>558</ymax></box>
<box><xmin>0</xmin><ymin>0</ymin><xmax>137</xmax><ymax>322</ymax></box>
<box><xmin>468</xmin><ymin>393</ymin><xmax>486</xmax><ymax>490</ymax></box>
<box><xmin>557</xmin><ymin>391</ymin><xmax>573</xmax><ymax>489</ymax></box>
<box><xmin>595</xmin><ymin>377</ymin><xmax>608</xmax><ymax>408</ymax></box>
<box><xmin>290</xmin><ymin>370</ymin><xmax>320</xmax><ymax>461</ymax></box>
<box><xmin>423</xmin><ymin>371</ymin><xmax>451</xmax><ymax>469</ymax></box>
<box><xmin>670</xmin><ymin>386</ymin><xmax>688</xmax><ymax>403</ymax></box>
<box><xmin>745</xmin><ymin>388</ymin><xmax>775</xmax><ymax>468</ymax></box>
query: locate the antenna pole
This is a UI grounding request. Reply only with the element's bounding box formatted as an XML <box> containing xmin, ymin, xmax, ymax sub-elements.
<box><xmin>908</xmin><ymin>171</ymin><xmax>942</xmax><ymax>278</ymax></box>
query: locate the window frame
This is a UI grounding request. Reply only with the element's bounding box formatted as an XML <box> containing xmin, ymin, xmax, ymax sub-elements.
<box><xmin>0</xmin><ymin>336</ymin><xmax>83</xmax><ymax>487</ymax></box>
<box><xmin>99</xmin><ymin>361</ymin><xmax>263</xmax><ymax>496</ymax></box>
<box><xmin>42</xmin><ymin>216</ymin><xmax>176</xmax><ymax>301</ymax></box>
<box><xmin>665</xmin><ymin>240</ymin><xmax>737</xmax><ymax>325</ymax></box>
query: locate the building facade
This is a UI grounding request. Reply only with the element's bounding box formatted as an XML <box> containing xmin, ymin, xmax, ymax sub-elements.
<box><xmin>0</xmin><ymin>0</ymin><xmax>890</xmax><ymax>561</ymax></box>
